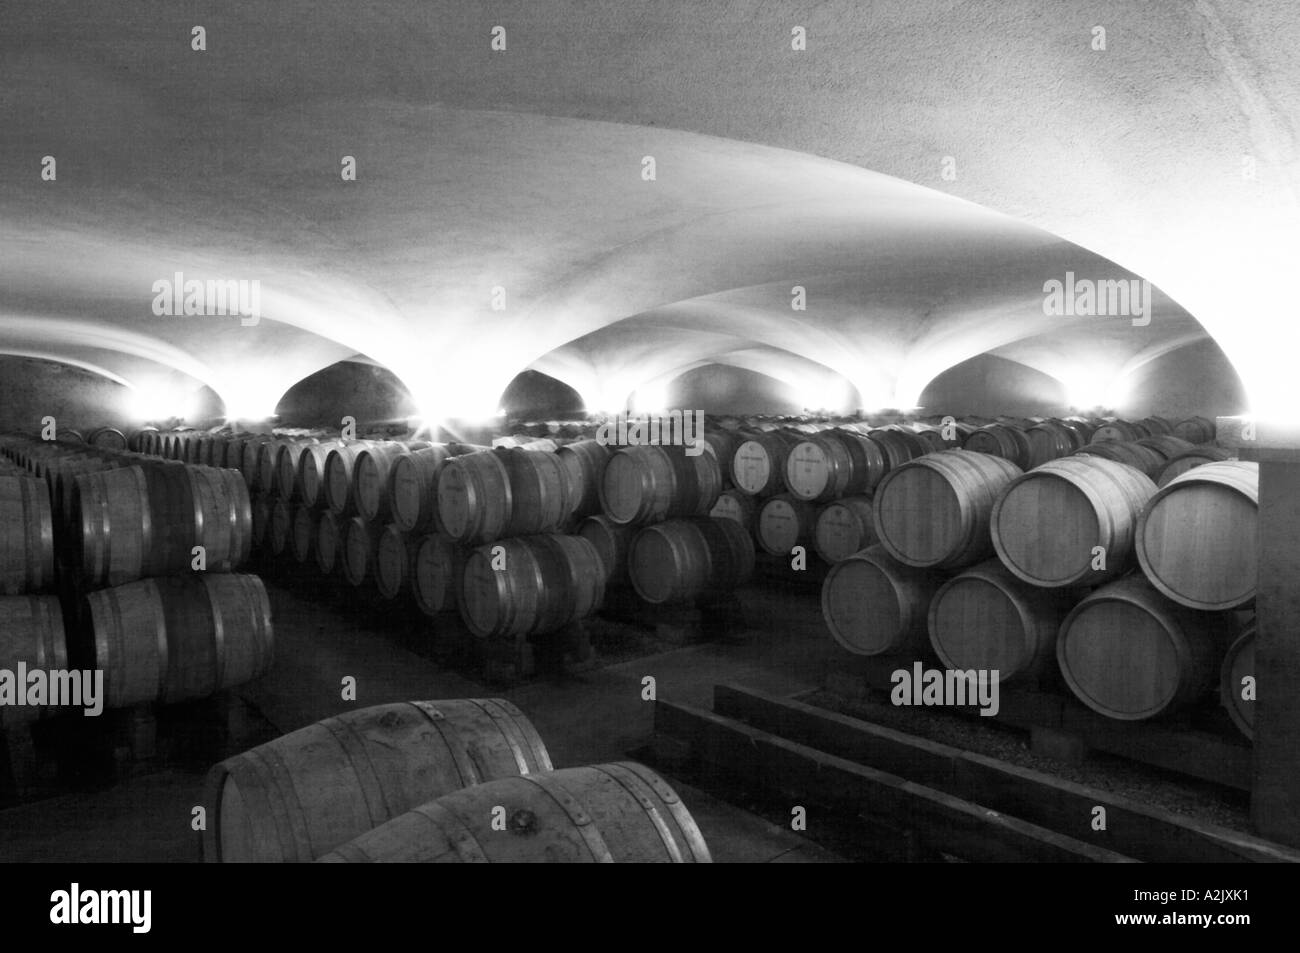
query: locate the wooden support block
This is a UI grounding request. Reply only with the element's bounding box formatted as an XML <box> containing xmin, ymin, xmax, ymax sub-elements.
<box><xmin>654</xmin><ymin>697</ymin><xmax>1134</xmax><ymax>863</ymax></box>
<box><xmin>1248</xmin><ymin>455</ymin><xmax>1300</xmax><ymax>847</ymax></box>
<box><xmin>712</xmin><ymin>683</ymin><xmax>1300</xmax><ymax>863</ymax></box>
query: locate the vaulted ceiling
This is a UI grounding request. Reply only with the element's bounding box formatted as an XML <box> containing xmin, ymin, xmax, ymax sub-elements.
<box><xmin>3</xmin><ymin>0</ymin><xmax>1295</xmax><ymax>422</ymax></box>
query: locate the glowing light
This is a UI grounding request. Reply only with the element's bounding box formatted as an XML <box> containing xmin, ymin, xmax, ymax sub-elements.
<box><xmin>122</xmin><ymin>382</ymin><xmax>200</xmax><ymax>423</ymax></box>
<box><xmin>1060</xmin><ymin>366</ymin><xmax>1129</xmax><ymax>412</ymax></box>
<box><xmin>631</xmin><ymin>382</ymin><xmax>672</xmax><ymax>415</ymax></box>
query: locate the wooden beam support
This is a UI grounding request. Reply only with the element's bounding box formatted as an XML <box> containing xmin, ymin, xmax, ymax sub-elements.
<box><xmin>1220</xmin><ymin>415</ymin><xmax>1300</xmax><ymax>847</ymax></box>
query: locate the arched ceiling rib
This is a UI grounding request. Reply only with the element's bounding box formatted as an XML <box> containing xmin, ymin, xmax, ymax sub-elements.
<box><xmin>3</xmin><ymin>0</ymin><xmax>1291</xmax><ymax>418</ymax></box>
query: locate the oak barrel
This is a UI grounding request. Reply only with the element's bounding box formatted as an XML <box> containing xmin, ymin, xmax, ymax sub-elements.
<box><xmin>872</xmin><ymin>449</ymin><xmax>1022</xmax><ymax>570</ymax></box>
<box><xmin>86</xmin><ymin>573</ymin><xmax>274</xmax><ymax>710</ymax></box>
<box><xmin>927</xmin><ymin>559</ymin><xmax>1074</xmax><ymax>685</ymax></box>
<box><xmin>599</xmin><ymin>444</ymin><xmax>721</xmax><ymax>526</ymax></box>
<box><xmin>627</xmin><ymin>517</ymin><xmax>754</xmax><ymax>604</ymax></box>
<box><xmin>821</xmin><ymin>544</ymin><xmax>938</xmax><ymax>656</ymax></box>
<box><xmin>202</xmin><ymin>697</ymin><xmax>551</xmax><ymax>862</ymax></box>
<box><xmin>1055</xmin><ymin>576</ymin><xmax>1227</xmax><ymax>721</ymax></box>
<box><xmin>990</xmin><ymin>456</ymin><xmax>1156</xmax><ymax>588</ymax></box>
<box><xmin>411</xmin><ymin>534</ymin><xmax>464</xmax><ymax>616</ymax></box>
<box><xmin>0</xmin><ymin>595</ymin><xmax>67</xmax><ymax>727</ymax></box>
<box><xmin>0</xmin><ymin>476</ymin><xmax>54</xmax><ymax>594</ymax></box>
<box><xmin>458</xmin><ymin>534</ymin><xmax>605</xmax><ymax>638</ymax></box>
<box><xmin>755</xmin><ymin>493</ymin><xmax>817</xmax><ymax>556</ymax></box>
<box><xmin>812</xmin><ymin>495</ymin><xmax>877</xmax><ymax>564</ymax></box>
<box><xmin>319</xmin><ymin>762</ymin><xmax>710</xmax><ymax>864</ymax></box>
<box><xmin>1135</xmin><ymin>461</ymin><xmax>1258</xmax><ymax>610</ymax></box>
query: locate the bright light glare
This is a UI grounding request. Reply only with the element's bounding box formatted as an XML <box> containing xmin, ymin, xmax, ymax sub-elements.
<box><xmin>122</xmin><ymin>383</ymin><xmax>199</xmax><ymax>423</ymax></box>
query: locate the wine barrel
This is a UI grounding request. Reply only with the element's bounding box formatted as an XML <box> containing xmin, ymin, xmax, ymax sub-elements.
<box><xmin>1090</xmin><ymin>420</ymin><xmax>1146</xmax><ymax>443</ymax></box>
<box><xmin>1173</xmin><ymin>416</ymin><xmax>1216</xmax><ymax>445</ymax></box>
<box><xmin>1134</xmin><ymin>435</ymin><xmax>1196</xmax><ymax>461</ymax></box>
<box><xmin>320</xmin><ymin>761</ymin><xmax>710</xmax><ymax>863</ymax></box>
<box><xmin>755</xmin><ymin>494</ymin><xmax>817</xmax><ymax>556</ymax></box>
<box><xmin>784</xmin><ymin>432</ymin><xmax>856</xmax><ymax>502</ymax></box>
<box><xmin>269</xmin><ymin>498</ymin><xmax>295</xmax><ymax>557</ymax></box>
<box><xmin>867</xmin><ymin>428</ymin><xmax>928</xmax><ymax>471</ymax></box>
<box><xmin>1072</xmin><ymin>440</ymin><xmax>1164</xmax><ymax>479</ymax></box>
<box><xmin>0</xmin><ymin>595</ymin><xmax>67</xmax><ymax>727</ymax></box>
<box><xmin>701</xmin><ymin>430</ymin><xmax>740</xmax><ymax>488</ymax></box>
<box><xmin>458</xmin><ymin>534</ymin><xmax>605</xmax><ymax>638</ymax></box>
<box><xmin>273</xmin><ymin>438</ymin><xmax>312</xmax><ymax>500</ymax></box>
<box><xmin>87</xmin><ymin>573</ymin><xmax>274</xmax><ymax>710</ymax></box>
<box><xmin>821</xmin><ymin>544</ymin><xmax>938</xmax><ymax>656</ymax></box>
<box><xmin>1221</xmin><ymin>621</ymin><xmax>1255</xmax><ymax>740</ymax></box>
<box><xmin>1025</xmin><ymin>420</ymin><xmax>1084</xmax><ymax>468</ymax></box>
<box><xmin>627</xmin><ymin>517</ymin><xmax>754</xmax><ymax>604</ymax></box>
<box><xmin>501</xmin><ymin>448</ymin><xmax>573</xmax><ymax>537</ymax></box>
<box><xmin>0</xmin><ymin>476</ymin><xmax>54</xmax><ymax>594</ymax></box>
<box><xmin>389</xmin><ymin>446</ymin><xmax>455</xmax><ymax>533</ymax></box>
<box><xmin>812</xmin><ymin>495</ymin><xmax>877</xmax><ymax>564</ymax></box>
<box><xmin>375</xmin><ymin>524</ymin><xmax>418</xmax><ymax>599</ymax></box>
<box><xmin>296</xmin><ymin>439</ymin><xmax>346</xmax><ymax>510</ymax></box>
<box><xmin>990</xmin><ymin>456</ymin><xmax>1157</xmax><ymax>588</ymax></box>
<box><xmin>873</xmin><ymin>449</ymin><xmax>1022</xmax><ymax>570</ymax></box>
<box><xmin>290</xmin><ymin>506</ymin><xmax>317</xmax><ymax>564</ymax></box>
<box><xmin>730</xmin><ymin>431</ymin><xmax>799</xmax><ymax>496</ymax></box>
<box><xmin>251</xmin><ymin>496</ymin><xmax>272</xmax><ymax>552</ymax></box>
<box><xmin>353</xmin><ymin>444</ymin><xmax>408</xmax><ymax>523</ymax></box>
<box><xmin>578</xmin><ymin>515</ymin><xmax>634</xmax><ymax>587</ymax></box>
<box><xmin>341</xmin><ymin>516</ymin><xmax>383</xmax><ymax>587</ymax></box>
<box><xmin>1136</xmin><ymin>461</ymin><xmax>1258</xmax><ymax>611</ymax></box>
<box><xmin>323</xmin><ymin>441</ymin><xmax>380</xmax><ymax>516</ymax></box>
<box><xmin>1055</xmin><ymin>576</ymin><xmax>1227</xmax><ymax>720</ymax></box>
<box><xmin>927</xmin><ymin>560</ymin><xmax>1074</xmax><ymax>685</ymax></box>
<box><xmin>411</xmin><ymin>534</ymin><xmax>463</xmax><ymax>616</ymax></box>
<box><xmin>202</xmin><ymin>697</ymin><xmax>552</xmax><ymax>863</ymax></box>
<box><xmin>315</xmin><ymin>512</ymin><xmax>341</xmax><ymax>575</ymax></box>
<box><xmin>962</xmin><ymin>424</ymin><xmax>1031</xmax><ymax>470</ymax></box>
<box><xmin>1156</xmin><ymin>446</ymin><xmax>1234</xmax><ymax>487</ymax></box>
<box><xmin>436</xmin><ymin>450</ymin><xmax>511</xmax><ymax>544</ymax></box>
<box><xmin>87</xmin><ymin>427</ymin><xmax>128</xmax><ymax>451</ymax></box>
<box><xmin>599</xmin><ymin>445</ymin><xmax>721</xmax><ymax>526</ymax></box>
<box><xmin>555</xmin><ymin>439</ymin><xmax>611</xmax><ymax>519</ymax></box>
<box><xmin>708</xmin><ymin>488</ymin><xmax>758</xmax><ymax>533</ymax></box>
<box><xmin>1140</xmin><ymin>416</ymin><xmax>1175</xmax><ymax>436</ymax></box>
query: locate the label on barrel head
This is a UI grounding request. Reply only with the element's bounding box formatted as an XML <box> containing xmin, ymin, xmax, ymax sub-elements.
<box><xmin>709</xmin><ymin>493</ymin><xmax>744</xmax><ymax>523</ymax></box>
<box><xmin>787</xmin><ymin>442</ymin><xmax>828</xmax><ymax>498</ymax></box>
<box><xmin>732</xmin><ymin>442</ymin><xmax>770</xmax><ymax>493</ymax></box>
<box><xmin>815</xmin><ymin>503</ymin><xmax>860</xmax><ymax>562</ymax></box>
<box><xmin>759</xmin><ymin>499</ymin><xmax>800</xmax><ymax>552</ymax></box>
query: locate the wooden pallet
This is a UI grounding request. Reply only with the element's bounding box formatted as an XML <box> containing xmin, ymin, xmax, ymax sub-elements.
<box><xmin>652</xmin><ymin>693</ymin><xmax>1132</xmax><ymax>863</ymax></box>
<box><xmin>823</xmin><ymin>653</ymin><xmax>1254</xmax><ymax>791</ymax></box>
<box><xmin>708</xmin><ymin>683</ymin><xmax>1299</xmax><ymax>863</ymax></box>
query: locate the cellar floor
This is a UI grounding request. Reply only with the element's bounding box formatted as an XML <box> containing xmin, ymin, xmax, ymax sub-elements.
<box><xmin>0</xmin><ymin>575</ymin><xmax>847</xmax><ymax>863</ymax></box>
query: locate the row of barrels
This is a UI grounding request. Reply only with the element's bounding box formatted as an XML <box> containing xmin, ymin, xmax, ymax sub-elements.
<box><xmin>821</xmin><ymin>545</ymin><xmax>1254</xmax><ymax>732</ymax></box>
<box><xmin>0</xmin><ymin>435</ymin><xmax>255</xmax><ymax>590</ymax></box>
<box><xmin>0</xmin><ymin>574</ymin><xmax>274</xmax><ymax>725</ymax></box>
<box><xmin>202</xmin><ymin>698</ymin><xmax>709</xmax><ymax>863</ymax></box>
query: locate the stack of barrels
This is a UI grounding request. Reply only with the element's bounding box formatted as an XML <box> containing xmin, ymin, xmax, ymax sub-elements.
<box><xmin>0</xmin><ymin>432</ymin><xmax>273</xmax><ymax>717</ymax></box>
<box><xmin>590</xmin><ymin>433</ymin><xmax>754</xmax><ymax>607</ymax></box>
<box><xmin>716</xmin><ymin>421</ymin><xmax>949</xmax><ymax>568</ymax></box>
<box><xmin>821</xmin><ymin>414</ymin><xmax>1257</xmax><ymax>734</ymax></box>
<box><xmin>0</xmin><ymin>451</ymin><xmax>62</xmax><ymax>739</ymax></box>
<box><xmin>201</xmin><ymin>697</ymin><xmax>711</xmax><ymax>863</ymax></box>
